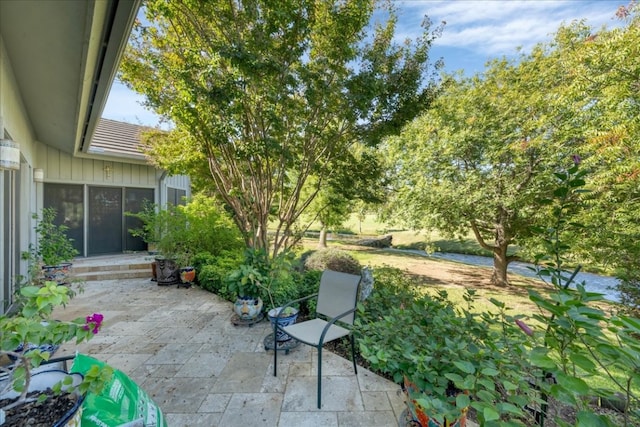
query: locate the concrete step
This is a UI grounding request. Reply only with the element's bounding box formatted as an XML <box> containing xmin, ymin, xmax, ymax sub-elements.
<box><xmin>74</xmin><ymin>268</ymin><xmax>152</xmax><ymax>282</ymax></box>
<box><xmin>71</xmin><ymin>256</ymin><xmax>154</xmax><ymax>282</ymax></box>
<box><xmin>73</xmin><ymin>262</ymin><xmax>151</xmax><ymax>274</ymax></box>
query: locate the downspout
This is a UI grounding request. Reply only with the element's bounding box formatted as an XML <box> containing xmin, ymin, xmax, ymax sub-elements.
<box><xmin>158</xmin><ymin>169</ymin><xmax>167</xmax><ymax>208</ymax></box>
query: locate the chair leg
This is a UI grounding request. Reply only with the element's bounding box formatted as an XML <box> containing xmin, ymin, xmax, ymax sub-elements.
<box><xmin>317</xmin><ymin>346</ymin><xmax>322</xmax><ymax>409</ymax></box>
<box><xmin>273</xmin><ymin>325</ymin><xmax>278</xmax><ymax>376</ymax></box>
<box><xmin>350</xmin><ymin>334</ymin><xmax>357</xmax><ymax>375</ymax></box>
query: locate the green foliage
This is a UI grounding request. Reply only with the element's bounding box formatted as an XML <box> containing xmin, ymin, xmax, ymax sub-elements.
<box><xmin>356</xmin><ymin>268</ymin><xmax>536</xmax><ymax>425</ymax></box>
<box><xmin>125</xmin><ymin>200</ymin><xmax>159</xmax><ymax>245</ymax></box>
<box><xmin>296</xmin><ymin>269</ymin><xmax>322</xmax><ymax>316</ymax></box>
<box><xmin>138</xmin><ymin>195</ymin><xmax>243</xmax><ymax>267</ymax></box>
<box><xmin>0</xmin><ymin>282</ymin><xmax>108</xmax><ymax>407</ymax></box>
<box><xmin>525</xmin><ymin>162</ymin><xmax>640</xmax><ymax>426</ymax></box>
<box><xmin>227</xmin><ymin>249</ymin><xmax>301</xmax><ymax>309</ymax></box>
<box><xmin>384</xmin><ymin>7</ymin><xmax>640</xmax><ymax>288</ymax></box>
<box><xmin>552</xmin><ymin>9</ymin><xmax>640</xmax><ymax>305</ymax></box>
<box><xmin>197</xmin><ymin>251</ymin><xmax>244</xmax><ymax>301</ymax></box>
<box><xmin>121</xmin><ymin>0</ymin><xmax>441</xmax><ymax>258</ymax></box>
<box><xmin>303</xmin><ymin>248</ymin><xmax>363</xmax><ymax>275</ymax></box>
<box><xmin>30</xmin><ymin>208</ymin><xmax>79</xmax><ymax>266</ymax></box>
<box><xmin>181</xmin><ymin>194</ymin><xmax>244</xmax><ymax>257</ymax></box>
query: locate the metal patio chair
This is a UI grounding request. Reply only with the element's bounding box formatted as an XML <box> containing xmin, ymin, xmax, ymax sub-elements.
<box><xmin>273</xmin><ymin>269</ymin><xmax>362</xmax><ymax>409</ymax></box>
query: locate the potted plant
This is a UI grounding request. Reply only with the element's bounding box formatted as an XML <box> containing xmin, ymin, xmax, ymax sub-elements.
<box><xmin>153</xmin><ymin>204</ymin><xmax>189</xmax><ymax>286</ymax></box>
<box><xmin>126</xmin><ymin>201</ymin><xmax>161</xmax><ymax>281</ymax></box>
<box><xmin>0</xmin><ymin>281</ymin><xmax>111</xmax><ymax>426</ymax></box>
<box><xmin>28</xmin><ymin>208</ymin><xmax>79</xmax><ymax>285</ymax></box>
<box><xmin>253</xmin><ymin>251</ymin><xmax>299</xmax><ymax>342</ymax></box>
<box><xmin>227</xmin><ymin>263</ymin><xmax>265</xmax><ymax>322</ymax></box>
<box><xmin>125</xmin><ymin>200</ymin><xmax>160</xmax><ymax>254</ymax></box>
<box><xmin>176</xmin><ymin>249</ymin><xmax>196</xmax><ymax>288</ymax></box>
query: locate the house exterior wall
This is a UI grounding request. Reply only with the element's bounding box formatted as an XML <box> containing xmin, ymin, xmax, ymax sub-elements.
<box><xmin>34</xmin><ymin>142</ymin><xmax>191</xmax><ymax>257</ymax></box>
<box><xmin>1</xmin><ymin>33</ymin><xmax>39</xmax><ymax>313</ymax></box>
<box><xmin>1</xmin><ymin>32</ymin><xmax>191</xmax><ymax>310</ymax></box>
<box><xmin>35</xmin><ymin>141</ymin><xmax>159</xmax><ymax>186</ymax></box>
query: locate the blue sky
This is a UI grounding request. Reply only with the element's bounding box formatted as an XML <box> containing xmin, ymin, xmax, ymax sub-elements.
<box><xmin>102</xmin><ymin>0</ymin><xmax>625</xmax><ymax>127</ymax></box>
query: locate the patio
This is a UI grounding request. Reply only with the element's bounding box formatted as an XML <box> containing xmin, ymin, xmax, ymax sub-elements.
<box><xmin>54</xmin><ymin>255</ymin><xmax>407</xmax><ymax>427</ymax></box>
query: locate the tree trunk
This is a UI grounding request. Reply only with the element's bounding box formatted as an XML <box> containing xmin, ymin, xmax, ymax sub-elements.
<box><xmin>491</xmin><ymin>245</ymin><xmax>510</xmax><ymax>287</ymax></box>
<box><xmin>318</xmin><ymin>227</ymin><xmax>328</xmax><ymax>248</ymax></box>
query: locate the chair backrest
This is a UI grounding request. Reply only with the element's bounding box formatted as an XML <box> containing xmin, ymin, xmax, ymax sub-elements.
<box><xmin>316</xmin><ymin>269</ymin><xmax>361</xmax><ymax>325</ymax></box>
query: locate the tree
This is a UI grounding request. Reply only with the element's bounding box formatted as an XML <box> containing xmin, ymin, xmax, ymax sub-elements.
<box><xmin>386</xmin><ymin>5</ymin><xmax>640</xmax><ymax>288</ymax></box>
<box><xmin>385</xmin><ymin>45</ymin><xmax>584</xmax><ymax>286</ymax></box>
<box><xmin>553</xmin><ymin>5</ymin><xmax>640</xmax><ymax>306</ymax></box>
<box><xmin>302</xmin><ymin>143</ymin><xmax>387</xmax><ymax>247</ymax></box>
<box><xmin>120</xmin><ymin>0</ymin><xmax>442</xmax><ymax>258</ymax></box>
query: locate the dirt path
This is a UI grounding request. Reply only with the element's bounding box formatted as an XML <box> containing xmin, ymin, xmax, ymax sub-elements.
<box><xmin>343</xmin><ymin>245</ymin><xmax>547</xmax><ymax>311</ymax></box>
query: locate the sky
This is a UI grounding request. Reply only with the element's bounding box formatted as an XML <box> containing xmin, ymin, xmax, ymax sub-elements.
<box><xmin>101</xmin><ymin>0</ymin><xmax>626</xmax><ymax>127</ymax></box>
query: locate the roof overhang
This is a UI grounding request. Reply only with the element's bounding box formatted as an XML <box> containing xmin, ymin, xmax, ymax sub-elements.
<box><xmin>0</xmin><ymin>0</ymin><xmax>141</xmax><ymax>155</ymax></box>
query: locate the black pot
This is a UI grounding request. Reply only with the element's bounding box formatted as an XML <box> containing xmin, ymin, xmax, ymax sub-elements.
<box><xmin>155</xmin><ymin>257</ymin><xmax>179</xmax><ymax>285</ymax></box>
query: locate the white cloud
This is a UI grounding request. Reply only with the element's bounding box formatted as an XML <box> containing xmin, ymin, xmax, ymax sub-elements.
<box><xmin>397</xmin><ymin>0</ymin><xmax>623</xmax><ymax>56</ymax></box>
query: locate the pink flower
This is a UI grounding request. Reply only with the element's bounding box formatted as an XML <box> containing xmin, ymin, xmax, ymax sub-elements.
<box><xmin>84</xmin><ymin>313</ymin><xmax>104</xmax><ymax>334</ymax></box>
<box><xmin>572</xmin><ymin>154</ymin><xmax>581</xmax><ymax>165</ymax></box>
<box><xmin>515</xmin><ymin>319</ymin><xmax>533</xmax><ymax>336</ymax></box>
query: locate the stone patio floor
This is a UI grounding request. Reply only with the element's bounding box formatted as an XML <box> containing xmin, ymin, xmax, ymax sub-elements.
<box><xmin>53</xmin><ymin>261</ymin><xmax>409</xmax><ymax>427</ymax></box>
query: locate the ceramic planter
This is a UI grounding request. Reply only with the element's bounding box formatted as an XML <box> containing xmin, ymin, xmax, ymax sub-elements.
<box><xmin>0</xmin><ymin>369</ymin><xmax>84</xmax><ymax>427</ymax></box>
<box><xmin>268</xmin><ymin>307</ymin><xmax>299</xmax><ymax>342</ymax></box>
<box><xmin>41</xmin><ymin>262</ymin><xmax>73</xmax><ymax>285</ymax></box>
<box><xmin>179</xmin><ymin>266</ymin><xmax>196</xmax><ymax>284</ymax></box>
<box><xmin>155</xmin><ymin>257</ymin><xmax>179</xmax><ymax>285</ymax></box>
<box><xmin>179</xmin><ymin>266</ymin><xmax>196</xmax><ymax>288</ymax></box>
<box><xmin>234</xmin><ymin>296</ymin><xmax>264</xmax><ymax>320</ymax></box>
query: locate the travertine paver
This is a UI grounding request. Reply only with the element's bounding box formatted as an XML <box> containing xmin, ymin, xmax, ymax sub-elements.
<box><xmin>55</xmin><ymin>256</ymin><xmax>460</xmax><ymax>426</ymax></box>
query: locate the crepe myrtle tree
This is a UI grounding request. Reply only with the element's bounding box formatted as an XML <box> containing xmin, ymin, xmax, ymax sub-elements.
<box><xmin>121</xmin><ymin>0</ymin><xmax>443</xmax><ymax>259</ymax></box>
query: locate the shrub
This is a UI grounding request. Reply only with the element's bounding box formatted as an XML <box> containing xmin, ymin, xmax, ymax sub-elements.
<box><xmin>127</xmin><ymin>194</ymin><xmax>244</xmax><ymax>266</ymax></box>
<box><xmin>197</xmin><ymin>251</ymin><xmax>243</xmax><ymax>301</ymax></box>
<box><xmin>303</xmin><ymin>248</ymin><xmax>362</xmax><ymax>275</ymax></box>
<box><xmin>357</xmin><ymin>266</ymin><xmax>422</xmax><ymax>324</ymax></box>
<box><xmin>182</xmin><ymin>194</ymin><xmax>244</xmax><ymax>256</ymax></box>
<box><xmin>356</xmin><ymin>271</ymin><xmax>537</xmax><ymax>425</ymax></box>
<box><xmin>295</xmin><ymin>269</ymin><xmax>322</xmax><ymax>316</ymax></box>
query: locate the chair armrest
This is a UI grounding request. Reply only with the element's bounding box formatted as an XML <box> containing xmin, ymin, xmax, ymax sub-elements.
<box><xmin>318</xmin><ymin>307</ymin><xmax>357</xmax><ymax>346</ymax></box>
<box><xmin>275</xmin><ymin>293</ymin><xmax>318</xmax><ymax>317</ymax></box>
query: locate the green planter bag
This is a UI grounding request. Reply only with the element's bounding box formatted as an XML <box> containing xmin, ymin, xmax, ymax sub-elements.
<box><xmin>71</xmin><ymin>354</ymin><xmax>167</xmax><ymax>427</ymax></box>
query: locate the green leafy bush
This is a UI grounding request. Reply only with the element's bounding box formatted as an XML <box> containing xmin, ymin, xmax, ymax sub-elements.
<box><xmin>31</xmin><ymin>208</ymin><xmax>79</xmax><ymax>266</ymax></box>
<box><xmin>181</xmin><ymin>194</ymin><xmax>244</xmax><ymax>257</ymax></box>
<box><xmin>356</xmin><ymin>272</ymin><xmax>536</xmax><ymax>425</ymax></box>
<box><xmin>303</xmin><ymin>248</ymin><xmax>362</xmax><ymax>275</ymax></box>
<box><xmin>197</xmin><ymin>251</ymin><xmax>243</xmax><ymax>301</ymax></box>
<box><xmin>523</xmin><ymin>162</ymin><xmax>640</xmax><ymax>426</ymax></box>
<box><xmin>127</xmin><ymin>194</ymin><xmax>243</xmax><ymax>267</ymax></box>
<box><xmin>296</xmin><ymin>269</ymin><xmax>322</xmax><ymax>316</ymax></box>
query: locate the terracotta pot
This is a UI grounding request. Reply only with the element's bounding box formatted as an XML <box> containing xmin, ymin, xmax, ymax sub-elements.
<box><xmin>151</xmin><ymin>261</ymin><xmax>158</xmax><ymax>281</ymax></box>
<box><xmin>402</xmin><ymin>376</ymin><xmax>467</xmax><ymax>427</ymax></box>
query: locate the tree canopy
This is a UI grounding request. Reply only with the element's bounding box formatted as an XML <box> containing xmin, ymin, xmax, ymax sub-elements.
<box><xmin>385</xmin><ymin>7</ymin><xmax>640</xmax><ymax>287</ymax></box>
<box><xmin>120</xmin><ymin>0</ymin><xmax>442</xmax><ymax>258</ymax></box>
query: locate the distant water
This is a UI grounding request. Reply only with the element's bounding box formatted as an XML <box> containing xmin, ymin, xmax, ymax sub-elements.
<box><xmin>389</xmin><ymin>249</ymin><xmax>621</xmax><ymax>302</ymax></box>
